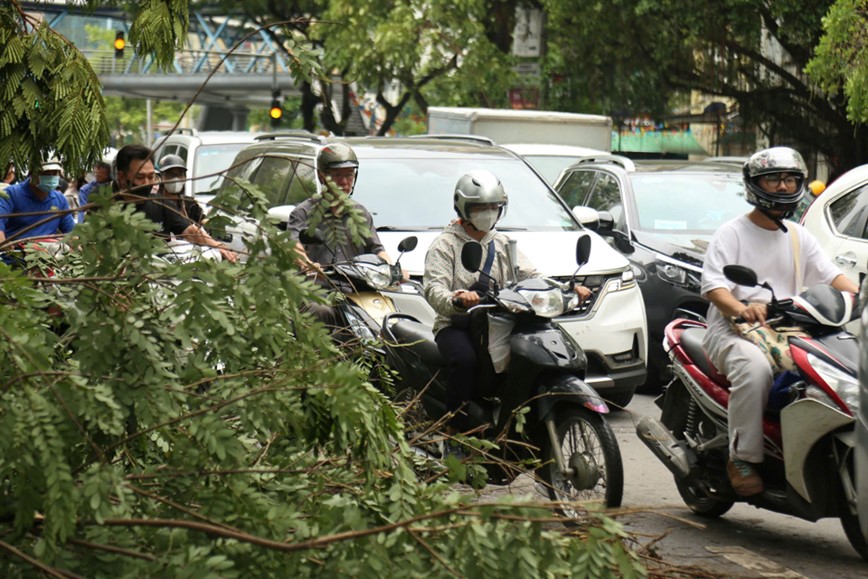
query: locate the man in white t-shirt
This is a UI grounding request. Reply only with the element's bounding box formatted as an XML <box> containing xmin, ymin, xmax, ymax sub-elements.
<box><xmin>700</xmin><ymin>147</ymin><xmax>858</xmax><ymax>497</ymax></box>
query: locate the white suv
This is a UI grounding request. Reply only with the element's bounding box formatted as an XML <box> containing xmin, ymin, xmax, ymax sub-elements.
<box><xmin>216</xmin><ymin>136</ymin><xmax>649</xmax><ymax>407</ymax></box>
<box><xmin>152</xmin><ymin>129</ymin><xmax>261</xmax><ymax>196</ymax></box>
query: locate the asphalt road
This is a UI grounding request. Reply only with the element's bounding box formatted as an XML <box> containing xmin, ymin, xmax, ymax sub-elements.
<box><xmin>474</xmin><ymin>393</ymin><xmax>867</xmax><ymax>577</ymax></box>
<box><xmin>610</xmin><ymin>393</ymin><xmax>867</xmax><ymax>578</ymax></box>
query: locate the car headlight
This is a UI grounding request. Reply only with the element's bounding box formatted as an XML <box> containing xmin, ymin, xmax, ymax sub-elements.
<box><xmin>808</xmin><ymin>353</ymin><xmax>859</xmax><ymax>413</ymax></box>
<box><xmin>516</xmin><ymin>287</ymin><xmax>566</xmax><ymax>318</ymax></box>
<box><xmin>604</xmin><ymin>269</ymin><xmax>636</xmax><ymax>292</ymax></box>
<box><xmin>358</xmin><ymin>262</ymin><xmax>393</xmax><ymax>290</ymax></box>
<box><xmin>656</xmin><ymin>260</ymin><xmax>688</xmax><ymax>285</ymax></box>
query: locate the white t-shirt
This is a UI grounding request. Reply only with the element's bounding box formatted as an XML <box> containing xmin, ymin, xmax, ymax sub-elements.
<box><xmin>701</xmin><ymin>214</ymin><xmax>842</xmax><ymax>337</ymax></box>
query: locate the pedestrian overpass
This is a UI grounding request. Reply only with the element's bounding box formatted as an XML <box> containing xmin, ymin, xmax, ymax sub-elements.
<box><xmin>22</xmin><ymin>1</ymin><xmax>302</xmax><ymax>130</ymax></box>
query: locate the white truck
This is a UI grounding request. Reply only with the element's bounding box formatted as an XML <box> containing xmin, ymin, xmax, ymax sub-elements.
<box><xmin>427</xmin><ymin>106</ymin><xmax>613</xmax><ymax>151</ymax></box>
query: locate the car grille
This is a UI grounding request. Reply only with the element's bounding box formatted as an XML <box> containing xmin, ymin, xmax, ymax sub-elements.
<box><xmin>551</xmin><ymin>273</ymin><xmax>620</xmax><ymax>317</ymax></box>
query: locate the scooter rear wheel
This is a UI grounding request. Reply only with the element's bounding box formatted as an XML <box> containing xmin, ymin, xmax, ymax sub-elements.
<box><xmin>538</xmin><ymin>407</ymin><xmax>623</xmax><ymax>513</ymax></box>
<box><xmin>665</xmin><ymin>380</ymin><xmax>734</xmax><ymax>518</ymax></box>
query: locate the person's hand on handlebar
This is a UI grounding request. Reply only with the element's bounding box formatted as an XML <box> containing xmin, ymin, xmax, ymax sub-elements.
<box><xmin>301</xmin><ymin>260</ymin><xmax>325</xmax><ymax>279</ymax></box>
<box><xmin>574</xmin><ymin>284</ymin><xmax>592</xmax><ymax>302</ymax></box>
<box><xmin>453</xmin><ymin>289</ymin><xmax>480</xmax><ymax>308</ymax></box>
<box><xmin>737</xmin><ymin>302</ymin><xmax>767</xmax><ymax>326</ymax></box>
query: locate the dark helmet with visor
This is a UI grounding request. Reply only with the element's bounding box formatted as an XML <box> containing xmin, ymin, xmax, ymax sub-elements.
<box><xmin>317</xmin><ymin>143</ymin><xmax>359</xmax><ymax>194</ymax></box>
<box><xmin>743</xmin><ymin>147</ymin><xmax>807</xmax><ymax>217</ymax></box>
<box><xmin>158</xmin><ymin>154</ymin><xmax>187</xmax><ymax>174</ymax></box>
<box><xmin>317</xmin><ymin>143</ymin><xmax>358</xmax><ymax>173</ymax></box>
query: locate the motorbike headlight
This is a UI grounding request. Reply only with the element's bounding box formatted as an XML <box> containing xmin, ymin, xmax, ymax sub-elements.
<box><xmin>343</xmin><ymin>308</ymin><xmax>378</xmax><ymax>344</ymax></box>
<box><xmin>358</xmin><ymin>262</ymin><xmax>393</xmax><ymax>290</ymax></box>
<box><xmin>808</xmin><ymin>353</ymin><xmax>859</xmax><ymax>413</ymax></box>
<box><xmin>516</xmin><ymin>287</ymin><xmax>566</xmax><ymax>318</ymax></box>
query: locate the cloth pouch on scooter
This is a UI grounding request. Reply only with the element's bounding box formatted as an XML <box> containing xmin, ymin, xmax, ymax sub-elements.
<box><xmin>487</xmin><ymin>314</ymin><xmax>515</xmax><ymax>374</ymax></box>
<box><xmin>730</xmin><ymin>321</ymin><xmax>809</xmax><ymax>373</ymax></box>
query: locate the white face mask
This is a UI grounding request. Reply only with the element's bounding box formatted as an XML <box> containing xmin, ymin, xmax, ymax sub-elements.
<box><xmin>469</xmin><ymin>208</ymin><xmax>501</xmax><ymax>232</ymax></box>
<box><xmin>164</xmin><ymin>180</ymin><xmax>185</xmax><ymax>195</ymax></box>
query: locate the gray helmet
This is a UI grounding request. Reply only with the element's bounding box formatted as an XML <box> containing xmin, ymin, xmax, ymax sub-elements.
<box><xmin>743</xmin><ymin>147</ymin><xmax>807</xmax><ymax>216</ymax></box>
<box><xmin>158</xmin><ymin>154</ymin><xmax>186</xmax><ymax>173</ymax></box>
<box><xmin>453</xmin><ymin>170</ymin><xmax>508</xmax><ymax>223</ymax></box>
<box><xmin>317</xmin><ymin>143</ymin><xmax>359</xmax><ymax>173</ymax></box>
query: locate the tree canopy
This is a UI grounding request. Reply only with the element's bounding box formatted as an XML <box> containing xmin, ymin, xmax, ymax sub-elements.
<box><xmin>542</xmin><ymin>0</ymin><xmax>868</xmax><ymax>175</ymax></box>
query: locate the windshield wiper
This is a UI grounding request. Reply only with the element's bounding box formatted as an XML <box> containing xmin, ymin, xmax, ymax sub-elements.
<box><xmin>496</xmin><ymin>227</ymin><xmax>529</xmax><ymax>231</ymax></box>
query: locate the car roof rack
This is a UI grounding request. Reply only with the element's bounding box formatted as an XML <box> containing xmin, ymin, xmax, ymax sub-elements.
<box><xmin>254</xmin><ymin>131</ymin><xmax>326</xmax><ymax>144</ymax></box>
<box><xmin>159</xmin><ymin>127</ymin><xmax>198</xmax><ymax>136</ymax></box>
<box><xmin>409</xmin><ymin>134</ymin><xmax>497</xmax><ymax>146</ymax></box>
<box><xmin>574</xmin><ymin>154</ymin><xmax>635</xmax><ymax>171</ymax></box>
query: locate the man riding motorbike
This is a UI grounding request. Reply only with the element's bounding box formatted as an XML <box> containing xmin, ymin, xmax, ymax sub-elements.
<box><xmin>700</xmin><ymin>146</ymin><xmax>858</xmax><ymax>496</ymax></box>
<box><xmin>287</xmin><ymin>142</ymin><xmax>405</xmax><ymax>331</ymax></box>
<box><xmin>423</xmin><ymin>169</ymin><xmax>591</xmax><ymax>444</ymax></box>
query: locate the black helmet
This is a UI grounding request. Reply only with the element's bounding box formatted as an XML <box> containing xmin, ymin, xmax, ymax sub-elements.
<box><xmin>743</xmin><ymin>147</ymin><xmax>807</xmax><ymax>217</ymax></box>
<box><xmin>317</xmin><ymin>143</ymin><xmax>358</xmax><ymax>173</ymax></box>
<box><xmin>158</xmin><ymin>154</ymin><xmax>186</xmax><ymax>173</ymax></box>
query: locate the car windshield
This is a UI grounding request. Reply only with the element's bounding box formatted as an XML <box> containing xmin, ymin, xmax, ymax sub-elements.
<box><xmin>522</xmin><ymin>155</ymin><xmax>584</xmax><ymax>185</ymax></box>
<box><xmin>630</xmin><ymin>173</ymin><xmax>749</xmax><ymax>232</ymax></box>
<box><xmin>194</xmin><ymin>143</ymin><xmax>250</xmax><ymax>193</ymax></box>
<box><xmin>352</xmin><ymin>157</ymin><xmax>579</xmax><ymax>231</ymax></box>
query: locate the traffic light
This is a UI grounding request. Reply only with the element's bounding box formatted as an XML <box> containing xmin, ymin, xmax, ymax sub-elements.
<box><xmin>114</xmin><ymin>31</ymin><xmax>125</xmax><ymax>59</ymax></box>
<box><xmin>269</xmin><ymin>91</ymin><xmax>283</xmax><ymax>127</ymax></box>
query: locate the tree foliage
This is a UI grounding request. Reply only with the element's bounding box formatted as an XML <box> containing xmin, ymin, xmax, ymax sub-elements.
<box><xmin>0</xmin><ymin>180</ymin><xmax>646</xmax><ymax>578</ymax></box>
<box><xmin>542</xmin><ymin>0</ymin><xmax>868</xmax><ymax>175</ymax></box>
<box><xmin>1</xmin><ymin>2</ymin><xmax>646</xmax><ymax>575</ymax></box>
<box><xmin>807</xmin><ymin>0</ymin><xmax>868</xmax><ymax>125</ymax></box>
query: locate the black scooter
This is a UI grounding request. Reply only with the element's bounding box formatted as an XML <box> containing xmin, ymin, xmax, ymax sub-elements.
<box><xmin>380</xmin><ymin>235</ymin><xmax>624</xmax><ymax>508</ymax></box>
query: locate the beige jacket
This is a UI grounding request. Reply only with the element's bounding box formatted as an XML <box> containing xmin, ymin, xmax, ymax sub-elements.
<box><xmin>423</xmin><ymin>221</ymin><xmax>539</xmax><ymax>335</ymax></box>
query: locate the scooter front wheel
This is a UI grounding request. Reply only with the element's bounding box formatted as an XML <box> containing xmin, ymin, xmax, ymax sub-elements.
<box><xmin>538</xmin><ymin>407</ymin><xmax>623</xmax><ymax>512</ymax></box>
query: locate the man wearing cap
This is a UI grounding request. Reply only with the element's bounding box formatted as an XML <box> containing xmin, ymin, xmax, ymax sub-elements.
<box><xmin>0</xmin><ymin>158</ymin><xmax>75</xmax><ymax>244</ymax></box>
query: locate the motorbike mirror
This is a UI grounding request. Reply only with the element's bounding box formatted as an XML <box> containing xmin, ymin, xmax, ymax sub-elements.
<box><xmin>575</xmin><ymin>234</ymin><xmax>592</xmax><ymax>267</ymax></box>
<box><xmin>723</xmin><ymin>265</ymin><xmax>759</xmax><ymax>287</ymax></box>
<box><xmin>397</xmin><ymin>236</ymin><xmax>418</xmax><ymax>253</ymax></box>
<box><xmin>298</xmin><ymin>228</ymin><xmax>325</xmax><ymax>245</ymax></box>
<box><xmin>461</xmin><ymin>241</ymin><xmax>483</xmax><ymax>273</ymax></box>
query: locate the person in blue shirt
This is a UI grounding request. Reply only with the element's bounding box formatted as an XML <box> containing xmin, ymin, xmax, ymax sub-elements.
<box><xmin>0</xmin><ymin>158</ymin><xmax>76</xmax><ymax>245</ymax></box>
<box><xmin>77</xmin><ymin>149</ymin><xmax>116</xmax><ymax>221</ymax></box>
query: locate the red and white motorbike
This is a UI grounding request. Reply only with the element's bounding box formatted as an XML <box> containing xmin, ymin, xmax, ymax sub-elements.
<box><xmin>636</xmin><ymin>264</ymin><xmax>868</xmax><ymax>560</ymax></box>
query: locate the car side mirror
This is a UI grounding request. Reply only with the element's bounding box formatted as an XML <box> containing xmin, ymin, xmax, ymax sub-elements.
<box><xmin>597</xmin><ymin>210</ymin><xmax>615</xmax><ymax>235</ymax></box>
<box><xmin>461</xmin><ymin>241</ymin><xmax>483</xmax><ymax>273</ymax></box>
<box><xmin>267</xmin><ymin>205</ymin><xmax>296</xmax><ymax>231</ymax></box>
<box><xmin>572</xmin><ymin>206</ymin><xmax>600</xmax><ymax>230</ymax></box>
<box><xmin>612</xmin><ymin>230</ymin><xmax>635</xmax><ymax>255</ymax></box>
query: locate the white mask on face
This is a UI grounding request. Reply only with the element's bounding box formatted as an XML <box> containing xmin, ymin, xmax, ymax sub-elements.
<box><xmin>164</xmin><ymin>180</ymin><xmax>185</xmax><ymax>195</ymax></box>
<box><xmin>469</xmin><ymin>208</ymin><xmax>501</xmax><ymax>232</ymax></box>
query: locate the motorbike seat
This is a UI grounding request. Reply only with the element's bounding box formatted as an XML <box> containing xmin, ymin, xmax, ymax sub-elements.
<box><xmin>679</xmin><ymin>327</ymin><xmax>731</xmax><ymax>387</ymax></box>
<box><xmin>389</xmin><ymin>319</ymin><xmax>446</xmax><ymax>366</ymax></box>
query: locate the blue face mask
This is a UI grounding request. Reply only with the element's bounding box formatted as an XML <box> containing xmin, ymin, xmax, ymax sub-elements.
<box><xmin>37</xmin><ymin>175</ymin><xmax>60</xmax><ymax>194</ymax></box>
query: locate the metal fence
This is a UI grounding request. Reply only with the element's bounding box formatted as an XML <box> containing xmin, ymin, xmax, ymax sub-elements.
<box><xmin>82</xmin><ymin>49</ymin><xmax>289</xmax><ymax>76</ymax></box>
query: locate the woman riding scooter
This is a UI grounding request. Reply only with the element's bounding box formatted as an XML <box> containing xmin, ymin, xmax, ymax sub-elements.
<box><xmin>424</xmin><ymin>170</ymin><xmax>592</xmax><ymax>452</ymax></box>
